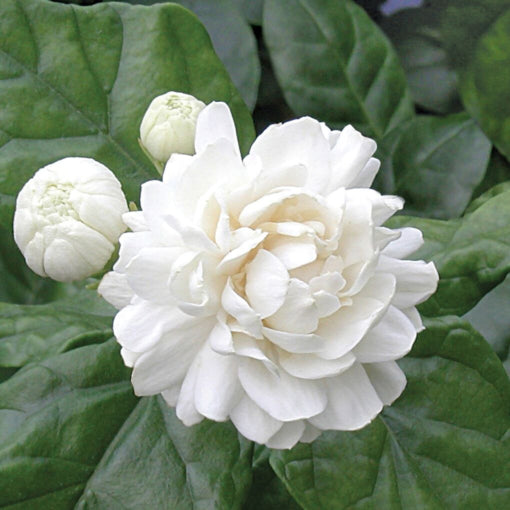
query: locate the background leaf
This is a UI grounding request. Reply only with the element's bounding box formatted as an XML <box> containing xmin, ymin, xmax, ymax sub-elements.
<box><xmin>375</xmin><ymin>113</ymin><xmax>491</xmax><ymax>219</ymax></box>
<box><xmin>0</xmin><ymin>0</ymin><xmax>255</xmax><ymax>231</ymax></box>
<box><xmin>458</xmin><ymin>8</ymin><xmax>510</xmax><ymax>162</ymax></box>
<box><xmin>120</xmin><ymin>0</ymin><xmax>261</xmax><ymax>110</ymax></box>
<box><xmin>381</xmin><ymin>7</ymin><xmax>461</xmax><ymax>114</ymax></box>
<box><xmin>0</xmin><ymin>289</ymin><xmax>114</xmax><ymax>368</ymax></box>
<box><xmin>270</xmin><ymin>316</ymin><xmax>510</xmax><ymax>509</ymax></box>
<box><xmin>0</xmin><ymin>339</ymin><xmax>253</xmax><ymax>509</ymax></box>
<box><xmin>263</xmin><ymin>0</ymin><xmax>414</xmax><ymax>139</ymax></box>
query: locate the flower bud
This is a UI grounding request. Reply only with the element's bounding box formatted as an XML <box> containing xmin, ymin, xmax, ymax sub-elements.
<box><xmin>139</xmin><ymin>91</ymin><xmax>206</xmax><ymax>165</ymax></box>
<box><xmin>13</xmin><ymin>157</ymin><xmax>128</xmax><ymax>282</ymax></box>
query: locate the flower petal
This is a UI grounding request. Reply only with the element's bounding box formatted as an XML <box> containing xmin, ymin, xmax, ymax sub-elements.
<box><xmin>245</xmin><ymin>249</ymin><xmax>289</xmax><ymax>318</ymax></box>
<box><xmin>230</xmin><ymin>394</ymin><xmax>283</xmax><ymax>444</ymax></box>
<box><xmin>353</xmin><ymin>305</ymin><xmax>417</xmax><ymax>363</ymax></box>
<box><xmin>310</xmin><ymin>363</ymin><xmax>383</xmax><ymax>431</ymax></box>
<box><xmin>266</xmin><ymin>420</ymin><xmax>306</xmax><ymax>449</ymax></box>
<box><xmin>238</xmin><ymin>358</ymin><xmax>327</xmax><ymax>421</ymax></box>
<box><xmin>195</xmin><ymin>102</ymin><xmax>241</xmax><ymax>157</ymax></box>
<box><xmin>279</xmin><ymin>351</ymin><xmax>356</xmax><ymax>379</ymax></box>
<box><xmin>382</xmin><ymin>227</ymin><xmax>424</xmax><ymax>259</ymax></box>
<box><xmin>194</xmin><ymin>345</ymin><xmax>242</xmax><ymax>421</ymax></box>
<box><xmin>364</xmin><ymin>361</ymin><xmax>407</xmax><ymax>405</ymax></box>
<box><xmin>98</xmin><ymin>271</ymin><xmax>134</xmax><ymax>309</ymax></box>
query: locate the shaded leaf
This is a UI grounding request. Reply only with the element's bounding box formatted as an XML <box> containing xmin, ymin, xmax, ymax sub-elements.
<box><xmin>381</xmin><ymin>7</ymin><xmax>461</xmax><ymax>114</ymax></box>
<box><xmin>232</xmin><ymin>0</ymin><xmax>263</xmax><ymax>25</ymax></box>
<box><xmin>270</xmin><ymin>316</ymin><xmax>510</xmax><ymax>509</ymax></box>
<box><xmin>0</xmin><ymin>289</ymin><xmax>114</xmax><ymax>368</ymax></box>
<box><xmin>0</xmin><ymin>339</ymin><xmax>253</xmax><ymax>509</ymax></box>
<box><xmin>376</xmin><ymin>113</ymin><xmax>491</xmax><ymax>219</ymax></box>
<box><xmin>263</xmin><ymin>0</ymin><xmax>414</xmax><ymax>139</ymax></box>
<box><xmin>459</xmin><ymin>8</ymin><xmax>510</xmax><ymax>162</ymax></box>
<box><xmin>0</xmin><ymin>0</ymin><xmax>254</xmax><ymax>229</ymax></box>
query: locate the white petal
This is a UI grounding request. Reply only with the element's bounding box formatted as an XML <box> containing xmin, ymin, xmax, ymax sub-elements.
<box><xmin>300</xmin><ymin>423</ymin><xmax>322</xmax><ymax>443</ymax></box>
<box><xmin>262</xmin><ymin>327</ymin><xmax>326</xmax><ymax>354</ymax></box>
<box><xmin>221</xmin><ymin>279</ymin><xmax>262</xmax><ymax>338</ymax></box>
<box><xmin>245</xmin><ymin>249</ymin><xmax>289</xmax><ymax>318</ymax></box>
<box><xmin>195</xmin><ymin>102</ymin><xmax>241</xmax><ymax>157</ymax></box>
<box><xmin>125</xmin><ymin>246</ymin><xmax>183</xmax><ymax>303</ymax></box>
<box><xmin>216</xmin><ymin>230</ymin><xmax>267</xmax><ymax>275</ymax></box>
<box><xmin>122</xmin><ymin>211</ymin><xmax>148</xmax><ymax>232</ymax></box>
<box><xmin>353</xmin><ymin>305</ymin><xmax>417</xmax><ymax>363</ymax></box>
<box><xmin>265</xmin><ymin>279</ymin><xmax>319</xmax><ymax>334</ymax></box>
<box><xmin>176</xmin><ymin>355</ymin><xmax>204</xmax><ymax>426</ymax></box>
<box><xmin>317</xmin><ymin>273</ymin><xmax>396</xmax><ymax>359</ymax></box>
<box><xmin>265</xmin><ymin>237</ymin><xmax>317</xmax><ymax>270</ymax></box>
<box><xmin>364</xmin><ymin>361</ymin><xmax>407</xmax><ymax>405</ymax></box>
<box><xmin>208</xmin><ymin>320</ymin><xmax>234</xmax><ymax>354</ymax></box>
<box><xmin>378</xmin><ymin>256</ymin><xmax>439</xmax><ymax>308</ymax></box>
<box><xmin>238</xmin><ymin>358</ymin><xmax>327</xmax><ymax>421</ymax></box>
<box><xmin>279</xmin><ymin>351</ymin><xmax>356</xmax><ymax>379</ymax></box>
<box><xmin>130</xmin><ymin>316</ymin><xmax>214</xmax><ymax>395</ymax></box>
<box><xmin>382</xmin><ymin>227</ymin><xmax>424</xmax><ymax>259</ymax></box>
<box><xmin>266</xmin><ymin>420</ymin><xmax>306</xmax><ymax>449</ymax></box>
<box><xmin>194</xmin><ymin>345</ymin><xmax>242</xmax><ymax>421</ymax></box>
<box><xmin>349</xmin><ymin>157</ymin><xmax>380</xmax><ymax>188</ymax></box>
<box><xmin>250</xmin><ymin>117</ymin><xmax>331</xmax><ymax>194</ymax></box>
<box><xmin>98</xmin><ymin>272</ymin><xmax>134</xmax><ymax>309</ymax></box>
<box><xmin>328</xmin><ymin>125</ymin><xmax>377</xmax><ymax>192</ymax></box>
<box><xmin>310</xmin><ymin>363</ymin><xmax>383</xmax><ymax>431</ymax></box>
<box><xmin>230</xmin><ymin>395</ymin><xmax>283</xmax><ymax>444</ymax></box>
<box><xmin>120</xmin><ymin>347</ymin><xmax>141</xmax><ymax>368</ymax></box>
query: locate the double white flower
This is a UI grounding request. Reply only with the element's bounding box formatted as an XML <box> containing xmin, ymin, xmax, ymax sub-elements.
<box><xmin>100</xmin><ymin>102</ymin><xmax>438</xmax><ymax>448</ymax></box>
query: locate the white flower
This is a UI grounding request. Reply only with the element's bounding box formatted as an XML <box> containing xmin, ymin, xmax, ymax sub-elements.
<box><xmin>14</xmin><ymin>157</ymin><xmax>128</xmax><ymax>282</ymax></box>
<box><xmin>139</xmin><ymin>91</ymin><xmax>206</xmax><ymax>165</ymax></box>
<box><xmin>100</xmin><ymin>102</ymin><xmax>438</xmax><ymax>449</ymax></box>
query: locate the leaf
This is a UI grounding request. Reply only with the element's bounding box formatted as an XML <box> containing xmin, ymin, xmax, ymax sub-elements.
<box><xmin>389</xmin><ymin>190</ymin><xmax>510</xmax><ymax>316</ymax></box>
<box><xmin>381</xmin><ymin>7</ymin><xmax>461</xmax><ymax>114</ymax></box>
<box><xmin>464</xmin><ymin>273</ymin><xmax>510</xmax><ymax>372</ymax></box>
<box><xmin>0</xmin><ymin>289</ymin><xmax>114</xmax><ymax>368</ymax></box>
<box><xmin>121</xmin><ymin>0</ymin><xmax>261</xmax><ymax>110</ymax></box>
<box><xmin>0</xmin><ymin>339</ymin><xmax>253</xmax><ymax>509</ymax></box>
<box><xmin>375</xmin><ymin>112</ymin><xmax>492</xmax><ymax>219</ymax></box>
<box><xmin>232</xmin><ymin>0</ymin><xmax>263</xmax><ymax>25</ymax></box>
<box><xmin>244</xmin><ymin>446</ymin><xmax>301</xmax><ymax>510</ymax></box>
<box><xmin>263</xmin><ymin>0</ymin><xmax>414</xmax><ymax>139</ymax></box>
<box><xmin>471</xmin><ymin>150</ymin><xmax>510</xmax><ymax>201</ymax></box>
<box><xmin>270</xmin><ymin>316</ymin><xmax>510</xmax><ymax>509</ymax></box>
<box><xmin>0</xmin><ymin>0</ymin><xmax>255</xmax><ymax>230</ymax></box>
<box><xmin>435</xmin><ymin>0</ymin><xmax>510</xmax><ymax>70</ymax></box>
<box><xmin>459</xmin><ymin>8</ymin><xmax>510</xmax><ymax>162</ymax></box>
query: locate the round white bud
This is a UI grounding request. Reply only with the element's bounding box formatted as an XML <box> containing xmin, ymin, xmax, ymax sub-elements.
<box><xmin>13</xmin><ymin>157</ymin><xmax>128</xmax><ymax>282</ymax></box>
<box><xmin>139</xmin><ymin>91</ymin><xmax>206</xmax><ymax>165</ymax></box>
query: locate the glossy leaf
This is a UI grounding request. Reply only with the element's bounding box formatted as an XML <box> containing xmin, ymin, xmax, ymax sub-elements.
<box><xmin>389</xmin><ymin>190</ymin><xmax>510</xmax><ymax>316</ymax></box>
<box><xmin>263</xmin><ymin>0</ymin><xmax>414</xmax><ymax>139</ymax></box>
<box><xmin>0</xmin><ymin>339</ymin><xmax>253</xmax><ymax>509</ymax></box>
<box><xmin>0</xmin><ymin>289</ymin><xmax>114</xmax><ymax>368</ymax></box>
<box><xmin>459</xmin><ymin>8</ymin><xmax>510</xmax><ymax>162</ymax></box>
<box><xmin>376</xmin><ymin>113</ymin><xmax>491</xmax><ymax>219</ymax></box>
<box><xmin>0</xmin><ymin>0</ymin><xmax>254</xmax><ymax>229</ymax></box>
<box><xmin>270</xmin><ymin>316</ymin><xmax>510</xmax><ymax>509</ymax></box>
<box><xmin>464</xmin><ymin>273</ymin><xmax>510</xmax><ymax>368</ymax></box>
<box><xmin>381</xmin><ymin>7</ymin><xmax>461</xmax><ymax>114</ymax></box>
<box><xmin>122</xmin><ymin>0</ymin><xmax>261</xmax><ymax>110</ymax></box>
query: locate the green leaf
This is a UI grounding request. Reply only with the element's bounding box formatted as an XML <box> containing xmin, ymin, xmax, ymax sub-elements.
<box><xmin>121</xmin><ymin>0</ymin><xmax>261</xmax><ymax>110</ymax></box>
<box><xmin>375</xmin><ymin>113</ymin><xmax>491</xmax><ymax>219</ymax></box>
<box><xmin>0</xmin><ymin>0</ymin><xmax>255</xmax><ymax>229</ymax></box>
<box><xmin>389</xmin><ymin>190</ymin><xmax>510</xmax><ymax>316</ymax></box>
<box><xmin>232</xmin><ymin>0</ymin><xmax>263</xmax><ymax>25</ymax></box>
<box><xmin>464</xmin><ymin>273</ymin><xmax>510</xmax><ymax>373</ymax></box>
<box><xmin>263</xmin><ymin>0</ymin><xmax>414</xmax><ymax>139</ymax></box>
<box><xmin>381</xmin><ymin>7</ymin><xmax>461</xmax><ymax>114</ymax></box>
<box><xmin>436</xmin><ymin>0</ymin><xmax>510</xmax><ymax>70</ymax></box>
<box><xmin>471</xmin><ymin>150</ymin><xmax>510</xmax><ymax>201</ymax></box>
<box><xmin>270</xmin><ymin>316</ymin><xmax>510</xmax><ymax>509</ymax></box>
<box><xmin>244</xmin><ymin>446</ymin><xmax>301</xmax><ymax>510</ymax></box>
<box><xmin>459</xmin><ymin>8</ymin><xmax>510</xmax><ymax>162</ymax></box>
<box><xmin>0</xmin><ymin>289</ymin><xmax>114</xmax><ymax>368</ymax></box>
<box><xmin>0</xmin><ymin>339</ymin><xmax>253</xmax><ymax>509</ymax></box>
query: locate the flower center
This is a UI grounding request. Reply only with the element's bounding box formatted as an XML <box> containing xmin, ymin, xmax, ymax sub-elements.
<box><xmin>38</xmin><ymin>183</ymin><xmax>79</xmax><ymax>222</ymax></box>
